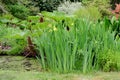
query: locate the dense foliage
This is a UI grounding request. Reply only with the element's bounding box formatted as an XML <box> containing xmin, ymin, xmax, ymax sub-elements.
<box><xmin>34</xmin><ymin>13</ymin><xmax>120</xmax><ymax>73</ymax></box>
<box><xmin>34</xmin><ymin>0</ymin><xmax>81</xmax><ymax>12</ymax></box>
<box><xmin>0</xmin><ymin>0</ymin><xmax>120</xmax><ymax>74</ymax></box>
<box><xmin>0</xmin><ymin>0</ymin><xmax>39</xmax><ymax>19</ymax></box>
<box><xmin>1</xmin><ymin>11</ymin><xmax>120</xmax><ymax>73</ymax></box>
<box><xmin>82</xmin><ymin>0</ymin><xmax>111</xmax><ymax>17</ymax></box>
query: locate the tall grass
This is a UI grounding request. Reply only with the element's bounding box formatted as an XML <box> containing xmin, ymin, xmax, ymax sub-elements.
<box><xmin>35</xmin><ymin>18</ymin><xmax>120</xmax><ymax>73</ymax></box>
<box><xmin>35</xmin><ymin>22</ymin><xmax>78</xmax><ymax>73</ymax></box>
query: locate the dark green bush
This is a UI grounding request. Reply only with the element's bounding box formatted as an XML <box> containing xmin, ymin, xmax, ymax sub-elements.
<box><xmin>1</xmin><ymin>0</ymin><xmax>39</xmax><ymax>18</ymax></box>
<box><xmin>33</xmin><ymin>0</ymin><xmax>81</xmax><ymax>12</ymax></box>
<box><xmin>75</xmin><ymin>0</ymin><xmax>81</xmax><ymax>1</ymax></box>
<box><xmin>8</xmin><ymin>4</ymin><xmax>30</xmax><ymax>19</ymax></box>
<box><xmin>0</xmin><ymin>22</ymin><xmax>28</xmax><ymax>55</ymax></box>
<box><xmin>33</xmin><ymin>0</ymin><xmax>60</xmax><ymax>12</ymax></box>
<box><xmin>1</xmin><ymin>0</ymin><xmax>18</xmax><ymax>5</ymax></box>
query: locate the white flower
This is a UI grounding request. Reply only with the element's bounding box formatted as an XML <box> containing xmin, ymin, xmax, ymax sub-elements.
<box><xmin>57</xmin><ymin>1</ymin><xmax>82</xmax><ymax>15</ymax></box>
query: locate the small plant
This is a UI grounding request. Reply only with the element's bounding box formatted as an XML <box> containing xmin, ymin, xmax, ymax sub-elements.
<box><xmin>99</xmin><ymin>50</ymin><xmax>118</xmax><ymax>72</ymax></box>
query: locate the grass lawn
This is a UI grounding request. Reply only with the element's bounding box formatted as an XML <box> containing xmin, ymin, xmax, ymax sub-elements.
<box><xmin>0</xmin><ymin>56</ymin><xmax>120</xmax><ymax>80</ymax></box>
<box><xmin>0</xmin><ymin>70</ymin><xmax>74</xmax><ymax>80</ymax></box>
<box><xmin>0</xmin><ymin>70</ymin><xmax>120</xmax><ymax>80</ymax></box>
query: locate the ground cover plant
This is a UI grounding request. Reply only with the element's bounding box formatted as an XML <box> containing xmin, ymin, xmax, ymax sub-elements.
<box><xmin>0</xmin><ymin>23</ymin><xmax>28</xmax><ymax>55</ymax></box>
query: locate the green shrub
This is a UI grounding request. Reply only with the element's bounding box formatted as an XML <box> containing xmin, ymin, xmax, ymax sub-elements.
<box><xmin>6</xmin><ymin>29</ymin><xmax>28</xmax><ymax>55</ymax></box>
<box><xmin>0</xmin><ymin>24</ymin><xmax>28</xmax><ymax>55</ymax></box>
<box><xmin>1</xmin><ymin>0</ymin><xmax>18</xmax><ymax>5</ymax></box>
<box><xmin>74</xmin><ymin>5</ymin><xmax>101</xmax><ymax>21</ymax></box>
<box><xmin>34</xmin><ymin>0</ymin><xmax>81</xmax><ymax>12</ymax></box>
<box><xmin>99</xmin><ymin>50</ymin><xmax>119</xmax><ymax>72</ymax></box>
<box><xmin>7</xmin><ymin>4</ymin><xmax>30</xmax><ymax>19</ymax></box>
<box><xmin>34</xmin><ymin>0</ymin><xmax>60</xmax><ymax>12</ymax></box>
<box><xmin>82</xmin><ymin>0</ymin><xmax>111</xmax><ymax>17</ymax></box>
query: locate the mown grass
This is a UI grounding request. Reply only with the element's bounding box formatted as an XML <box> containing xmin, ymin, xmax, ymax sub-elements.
<box><xmin>0</xmin><ymin>70</ymin><xmax>120</xmax><ymax>80</ymax></box>
<box><xmin>0</xmin><ymin>70</ymin><xmax>75</xmax><ymax>80</ymax></box>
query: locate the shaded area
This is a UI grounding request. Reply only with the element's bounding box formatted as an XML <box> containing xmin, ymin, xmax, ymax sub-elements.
<box><xmin>0</xmin><ymin>56</ymin><xmax>41</xmax><ymax>71</ymax></box>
